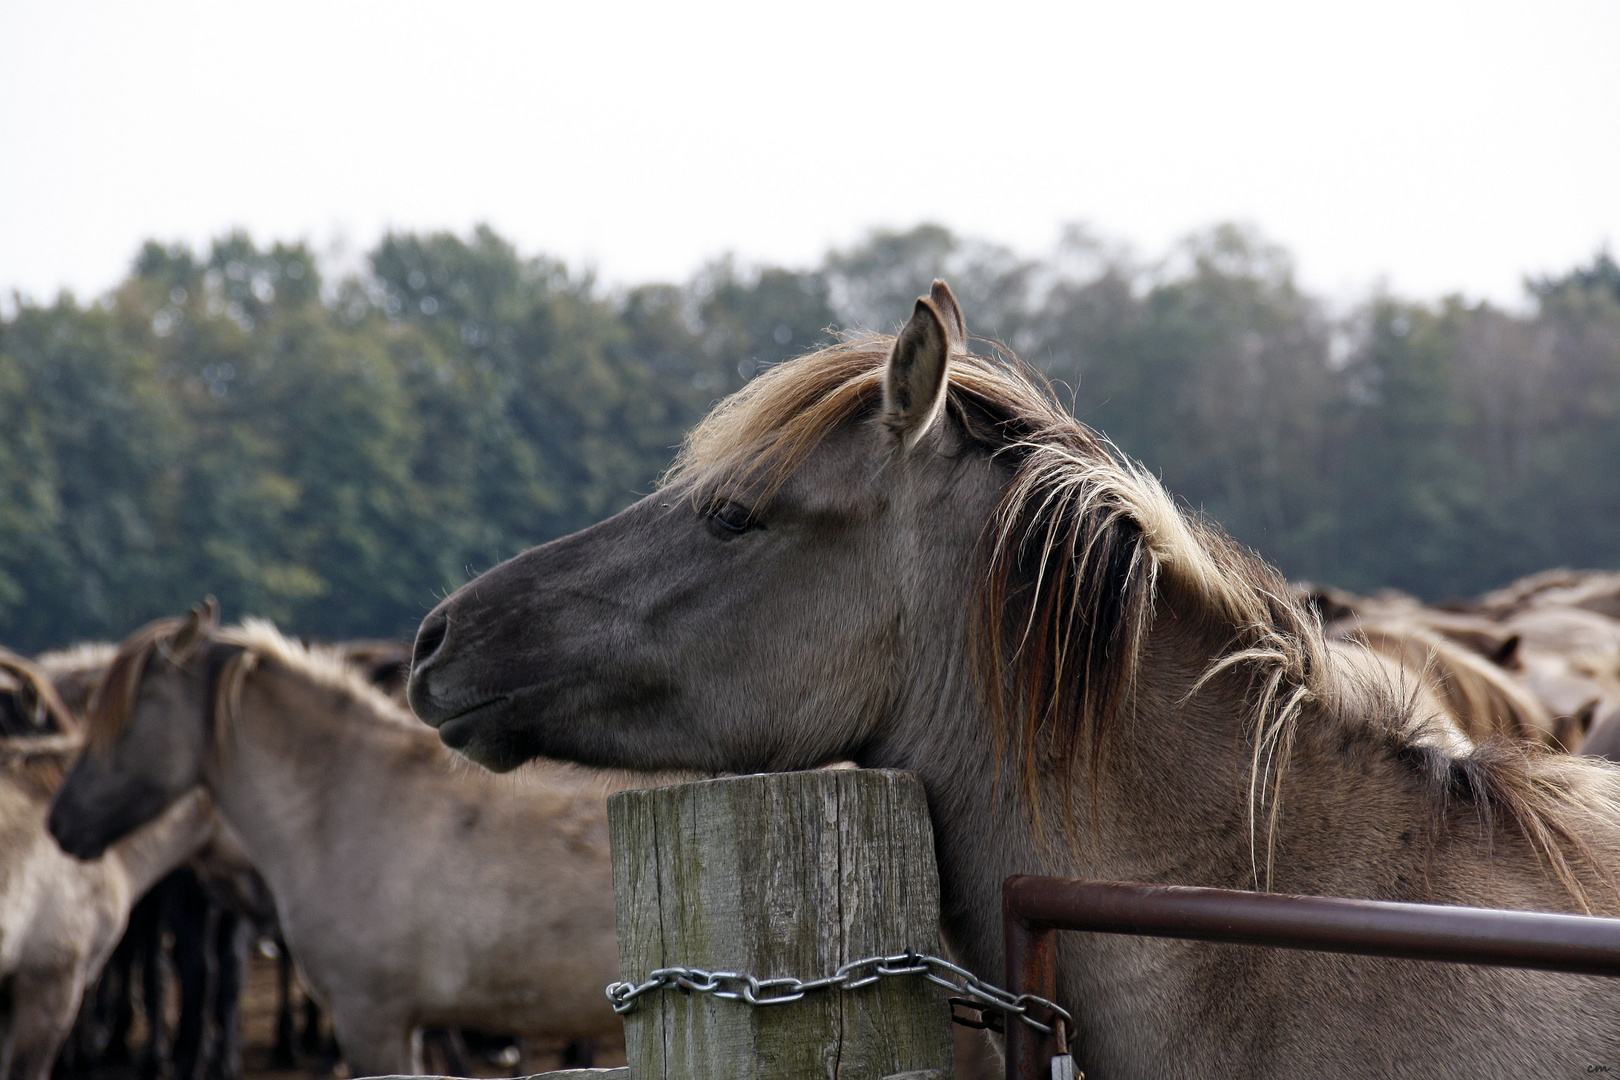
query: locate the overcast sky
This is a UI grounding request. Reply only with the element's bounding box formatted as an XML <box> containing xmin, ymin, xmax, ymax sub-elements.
<box><xmin>3</xmin><ymin>0</ymin><xmax>1617</xmax><ymax>310</ymax></box>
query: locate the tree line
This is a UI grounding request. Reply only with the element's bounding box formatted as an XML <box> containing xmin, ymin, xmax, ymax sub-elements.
<box><xmin>2</xmin><ymin>223</ymin><xmax>1617</xmax><ymax>652</ymax></box>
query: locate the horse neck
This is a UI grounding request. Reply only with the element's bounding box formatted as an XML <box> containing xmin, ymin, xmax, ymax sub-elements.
<box><xmin>205</xmin><ymin>660</ymin><xmax>435</xmax><ymax>874</ymax></box>
<box><xmin>108</xmin><ymin>787</ymin><xmax>216</xmax><ymax>898</ymax></box>
<box><xmin>906</xmin><ymin>572</ymin><xmax>1620</xmax><ymax>983</ymax></box>
<box><xmin>880</xmin><ymin>576</ymin><xmax>1402</xmax><ymax>974</ymax></box>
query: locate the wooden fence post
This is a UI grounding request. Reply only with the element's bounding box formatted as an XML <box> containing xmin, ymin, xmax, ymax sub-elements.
<box><xmin>608</xmin><ymin>769</ymin><xmax>956</xmax><ymax>1080</ymax></box>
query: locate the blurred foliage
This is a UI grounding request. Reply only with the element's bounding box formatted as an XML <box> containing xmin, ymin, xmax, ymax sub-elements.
<box><xmin>3</xmin><ymin>224</ymin><xmax>1618</xmax><ymax>650</ymax></box>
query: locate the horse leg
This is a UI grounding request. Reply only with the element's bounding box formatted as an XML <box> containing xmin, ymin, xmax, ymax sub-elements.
<box><xmin>420</xmin><ymin>1029</ymin><xmax>468</xmax><ymax>1077</ymax></box>
<box><xmin>137</xmin><ymin>882</ymin><xmax>169</xmax><ymax>1080</ymax></box>
<box><xmin>6</xmin><ymin>969</ymin><xmax>84</xmax><ymax>1080</ymax></box>
<box><xmin>99</xmin><ymin>944</ymin><xmax>132</xmax><ymax>1063</ymax></box>
<box><xmin>116</xmin><ymin>884</ymin><xmax>166</xmax><ymax>1065</ymax></box>
<box><xmin>328</xmin><ymin>1008</ymin><xmax>418</xmax><ymax>1078</ymax></box>
<box><xmin>166</xmin><ymin>872</ymin><xmax>211</xmax><ymax>1080</ymax></box>
<box><xmin>205</xmin><ymin>911</ymin><xmax>248</xmax><ymax>1080</ymax></box>
<box><xmin>268</xmin><ymin>936</ymin><xmax>296</xmax><ymax>1068</ymax></box>
<box><xmin>54</xmin><ymin>964</ymin><xmax>107</xmax><ymax>1076</ymax></box>
<box><xmin>0</xmin><ymin>972</ymin><xmax>15</xmax><ymax>1080</ymax></box>
<box><xmin>85</xmin><ymin>921</ymin><xmax>139</xmax><ymax>1067</ymax></box>
<box><xmin>298</xmin><ymin>991</ymin><xmax>324</xmax><ymax>1059</ymax></box>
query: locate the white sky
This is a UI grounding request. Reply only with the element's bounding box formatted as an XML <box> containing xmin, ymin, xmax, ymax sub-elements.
<box><xmin>3</xmin><ymin>0</ymin><xmax>1617</xmax><ymax>310</ymax></box>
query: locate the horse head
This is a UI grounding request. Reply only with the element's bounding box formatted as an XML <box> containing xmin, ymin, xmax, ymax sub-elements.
<box><xmin>407</xmin><ymin>282</ymin><xmax>1009</xmax><ymax>776</ymax></box>
<box><xmin>48</xmin><ymin>599</ymin><xmax>228</xmax><ymax>858</ymax></box>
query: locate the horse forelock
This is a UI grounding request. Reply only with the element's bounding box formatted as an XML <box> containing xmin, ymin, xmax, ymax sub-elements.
<box><xmin>663</xmin><ymin>336</ymin><xmax>891</xmax><ymax>502</ymax></box>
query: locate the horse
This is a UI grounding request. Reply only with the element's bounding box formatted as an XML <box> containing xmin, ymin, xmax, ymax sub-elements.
<box><xmin>1306</xmin><ymin>583</ymin><xmax>1617</xmax><ymax>752</ymax></box>
<box><xmin>0</xmin><ymin>737</ymin><xmax>216</xmax><ymax>1080</ymax></box>
<box><xmin>47</xmin><ymin>609</ymin><xmax>626</xmax><ymax>1077</ymax></box>
<box><xmin>1301</xmin><ymin>583</ymin><xmax>1526</xmax><ymax>668</ymax></box>
<box><xmin>40</xmin><ymin>634</ymin><xmax>520</xmax><ymax>1079</ymax></box>
<box><xmin>1472</xmin><ymin>568</ymin><xmax>1620</xmax><ymax>622</ymax></box>
<box><xmin>1320</xmin><ymin>615</ymin><xmax>1564</xmax><ymax>748</ymax></box>
<box><xmin>36</xmin><ymin>635</ymin><xmax>269</xmax><ymax>1080</ymax></box>
<box><xmin>408</xmin><ymin>280</ymin><xmax>1620</xmax><ymax>1078</ymax></box>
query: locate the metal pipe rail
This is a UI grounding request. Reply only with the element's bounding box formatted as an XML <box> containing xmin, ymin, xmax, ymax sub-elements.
<box><xmin>1002</xmin><ymin>876</ymin><xmax>1620</xmax><ymax>1080</ymax></box>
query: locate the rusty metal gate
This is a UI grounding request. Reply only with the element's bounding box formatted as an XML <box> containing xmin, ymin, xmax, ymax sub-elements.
<box><xmin>1002</xmin><ymin>876</ymin><xmax>1620</xmax><ymax>1080</ymax></box>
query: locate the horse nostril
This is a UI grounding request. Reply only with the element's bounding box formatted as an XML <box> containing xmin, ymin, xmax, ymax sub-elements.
<box><xmin>413</xmin><ymin>613</ymin><xmax>450</xmax><ymax>670</ymax></box>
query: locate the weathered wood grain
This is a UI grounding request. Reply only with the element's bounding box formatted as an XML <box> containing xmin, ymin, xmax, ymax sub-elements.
<box><xmin>608</xmin><ymin>769</ymin><xmax>955</xmax><ymax>1079</ymax></box>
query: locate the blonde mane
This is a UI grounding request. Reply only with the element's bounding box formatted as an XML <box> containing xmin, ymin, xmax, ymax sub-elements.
<box><xmin>667</xmin><ymin>335</ymin><xmax>1620</xmax><ymax>905</ymax></box>
<box><xmin>86</xmin><ymin>613</ymin><xmax>419</xmax><ymax>761</ymax></box>
<box><xmin>34</xmin><ymin>642</ymin><xmax>119</xmax><ymax>680</ymax></box>
<box><xmin>217</xmin><ymin>619</ymin><xmax>418</xmax><ymax>727</ymax></box>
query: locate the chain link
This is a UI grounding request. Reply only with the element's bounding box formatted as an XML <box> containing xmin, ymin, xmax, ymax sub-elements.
<box><xmin>606</xmin><ymin>950</ymin><xmax>1072</xmax><ymax>1040</ymax></box>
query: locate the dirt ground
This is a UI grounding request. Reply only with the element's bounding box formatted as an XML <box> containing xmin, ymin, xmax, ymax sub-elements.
<box><xmin>81</xmin><ymin>945</ymin><xmax>979</xmax><ymax>1080</ymax></box>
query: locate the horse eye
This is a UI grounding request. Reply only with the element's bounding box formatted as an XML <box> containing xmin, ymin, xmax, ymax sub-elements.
<box><xmin>708</xmin><ymin>500</ymin><xmax>756</xmax><ymax>535</ymax></box>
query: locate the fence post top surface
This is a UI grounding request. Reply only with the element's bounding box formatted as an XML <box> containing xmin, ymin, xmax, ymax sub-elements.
<box><xmin>607</xmin><ymin>766</ymin><xmax>926</xmax><ymax>802</ymax></box>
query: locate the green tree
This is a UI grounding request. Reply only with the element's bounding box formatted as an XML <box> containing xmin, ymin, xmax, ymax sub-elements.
<box><xmin>0</xmin><ymin>294</ymin><xmax>183</xmax><ymax>646</ymax></box>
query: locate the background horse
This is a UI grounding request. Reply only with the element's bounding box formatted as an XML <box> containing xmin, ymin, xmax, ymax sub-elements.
<box><xmin>410</xmin><ymin>281</ymin><xmax>1620</xmax><ymax>1078</ymax></box>
<box><xmin>47</xmin><ymin>610</ymin><xmax>625</xmax><ymax>1076</ymax></box>
<box><xmin>1306</xmin><ymin>580</ymin><xmax>1620</xmax><ymax>753</ymax></box>
<box><xmin>0</xmin><ymin>737</ymin><xmax>215</xmax><ymax>1080</ymax></box>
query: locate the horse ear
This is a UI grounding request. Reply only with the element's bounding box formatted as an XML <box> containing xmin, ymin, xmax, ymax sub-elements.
<box><xmin>928</xmin><ymin>280</ymin><xmax>967</xmax><ymax>350</ymax></box>
<box><xmin>1574</xmin><ymin>699</ymin><xmax>1601</xmax><ymax>736</ymax></box>
<box><xmin>172</xmin><ymin>597</ymin><xmax>218</xmax><ymax>656</ymax></box>
<box><xmin>883</xmin><ymin>280</ymin><xmax>966</xmax><ymax>448</ymax></box>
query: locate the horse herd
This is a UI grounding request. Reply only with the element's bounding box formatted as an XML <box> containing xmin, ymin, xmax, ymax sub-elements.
<box><xmin>9</xmin><ymin>282</ymin><xmax>1620</xmax><ymax>1079</ymax></box>
<box><xmin>1</xmin><ymin>615</ymin><xmax>628</xmax><ymax>1080</ymax></box>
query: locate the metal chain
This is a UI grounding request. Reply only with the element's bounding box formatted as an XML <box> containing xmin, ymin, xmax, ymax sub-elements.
<box><xmin>606</xmin><ymin>950</ymin><xmax>1072</xmax><ymax>1040</ymax></box>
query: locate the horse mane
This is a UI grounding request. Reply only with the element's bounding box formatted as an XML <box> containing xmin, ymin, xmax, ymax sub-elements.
<box><xmin>35</xmin><ymin>642</ymin><xmax>118</xmax><ymax>715</ymax></box>
<box><xmin>214</xmin><ymin>619</ymin><xmax>420</xmax><ymax>728</ymax></box>
<box><xmin>34</xmin><ymin>641</ymin><xmax>119</xmax><ymax>679</ymax></box>
<box><xmin>668</xmin><ymin>333</ymin><xmax>1620</xmax><ymax>907</ymax></box>
<box><xmin>0</xmin><ymin>647</ymin><xmax>81</xmax><ymax>737</ymax></box>
<box><xmin>88</xmin><ymin>613</ymin><xmax>423</xmax><ymax>775</ymax></box>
